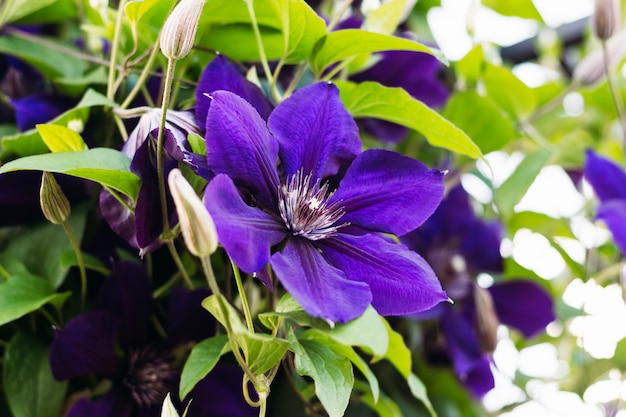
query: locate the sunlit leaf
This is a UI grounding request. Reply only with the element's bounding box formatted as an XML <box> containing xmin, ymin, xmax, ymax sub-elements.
<box><xmin>337</xmin><ymin>81</ymin><xmax>481</xmax><ymax>158</ymax></box>
<box><xmin>36</xmin><ymin>124</ymin><xmax>87</xmax><ymax>153</ymax></box>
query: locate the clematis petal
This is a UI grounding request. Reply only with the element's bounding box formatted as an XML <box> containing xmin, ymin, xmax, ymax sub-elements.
<box><xmin>269</xmin><ymin>82</ymin><xmax>361</xmax><ymax>181</ymax></box>
<box><xmin>67</xmin><ymin>388</ymin><xmax>135</xmax><ymax>417</ymax></box>
<box><xmin>440</xmin><ymin>307</ymin><xmax>494</xmax><ymax>397</ymax></box>
<box><xmin>50</xmin><ymin>310</ymin><xmax>123</xmax><ymax>380</ymax></box>
<box><xmin>584</xmin><ymin>149</ymin><xmax>626</xmax><ymax>201</ymax></box>
<box><xmin>205</xmin><ymin>91</ymin><xmax>280</xmax><ymax>209</ymax></box>
<box><xmin>195</xmin><ymin>54</ymin><xmax>272</xmax><ymax>126</ymax></box>
<box><xmin>329</xmin><ymin>149</ymin><xmax>444</xmax><ymax>235</ymax></box>
<box><xmin>270</xmin><ymin>238</ymin><xmax>372</xmax><ymax>323</ymax></box>
<box><xmin>319</xmin><ymin>233</ymin><xmax>448</xmax><ymax>316</ymax></box>
<box><xmin>94</xmin><ymin>261</ymin><xmax>154</xmax><ymax>349</ymax></box>
<box><xmin>460</xmin><ymin>220</ymin><xmax>503</xmax><ymax>273</ymax></box>
<box><xmin>489</xmin><ymin>280</ymin><xmax>555</xmax><ymax>338</ymax></box>
<box><xmin>596</xmin><ymin>199</ymin><xmax>626</xmax><ymax>255</ymax></box>
<box><xmin>185</xmin><ymin>364</ymin><xmax>256</xmax><ymax>417</ymax></box>
<box><xmin>204</xmin><ymin>174</ymin><xmax>286</xmax><ymax>273</ymax></box>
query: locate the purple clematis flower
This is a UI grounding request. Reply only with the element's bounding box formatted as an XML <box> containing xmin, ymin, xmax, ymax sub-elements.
<box><xmin>584</xmin><ymin>149</ymin><xmax>626</xmax><ymax>255</ymax></box>
<box><xmin>401</xmin><ymin>185</ymin><xmax>555</xmax><ymax>397</ymax></box>
<box><xmin>202</xmin><ymin>81</ymin><xmax>447</xmax><ymax>323</ymax></box>
<box><xmin>50</xmin><ymin>260</ymin><xmax>254</xmax><ymax>417</ymax></box>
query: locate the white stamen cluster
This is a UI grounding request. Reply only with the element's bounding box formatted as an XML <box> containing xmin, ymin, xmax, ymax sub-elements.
<box><xmin>278</xmin><ymin>171</ymin><xmax>348</xmax><ymax>240</ymax></box>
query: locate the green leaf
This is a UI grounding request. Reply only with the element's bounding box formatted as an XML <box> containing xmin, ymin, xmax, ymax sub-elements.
<box><xmin>482</xmin><ymin>0</ymin><xmax>543</xmax><ymax>21</ymax></box>
<box><xmin>311</xmin><ymin>29</ymin><xmax>442</xmax><ymax>75</ymax></box>
<box><xmin>179</xmin><ymin>335</ymin><xmax>229</xmax><ymax>400</ymax></box>
<box><xmin>0</xmin><ymin>205</ymin><xmax>87</xmax><ymax>288</ymax></box>
<box><xmin>508</xmin><ymin>211</ymin><xmax>575</xmax><ymax>239</ymax></box>
<box><xmin>288</xmin><ymin>330</ymin><xmax>354</xmax><ymax>417</ymax></box>
<box><xmin>235</xmin><ymin>331</ymin><xmax>290</xmax><ymax>375</ymax></box>
<box><xmin>199</xmin><ymin>24</ymin><xmax>285</xmax><ymax>62</ymax></box>
<box><xmin>0</xmin><ymin>0</ymin><xmax>57</xmax><ymax>24</ymax></box>
<box><xmin>381</xmin><ymin>317</ymin><xmax>412</xmax><ymax>378</ymax></box>
<box><xmin>304</xmin><ymin>330</ymin><xmax>380</xmax><ymax>404</ymax></box>
<box><xmin>278</xmin><ymin>0</ymin><xmax>327</xmax><ymax>63</ymax></box>
<box><xmin>359</xmin><ymin>384</ymin><xmax>403</xmax><ymax>417</ymax></box>
<box><xmin>363</xmin><ymin>0</ymin><xmax>406</xmax><ymax>35</ymax></box>
<box><xmin>60</xmin><ymin>250</ymin><xmax>110</xmax><ymax>275</ymax></box>
<box><xmin>125</xmin><ymin>0</ymin><xmax>162</xmax><ymax>23</ymax></box>
<box><xmin>0</xmin><ymin>272</ymin><xmax>59</xmax><ymax>326</ymax></box>
<box><xmin>3</xmin><ymin>333</ymin><xmax>67</xmax><ymax>417</ymax></box>
<box><xmin>2</xmin><ymin>0</ymin><xmax>76</xmax><ymax>24</ymax></box>
<box><xmin>408</xmin><ymin>373</ymin><xmax>437</xmax><ymax>417</ymax></box>
<box><xmin>202</xmin><ymin>294</ymin><xmax>290</xmax><ymax>375</ymax></box>
<box><xmin>337</xmin><ymin>81</ymin><xmax>481</xmax><ymax>159</ymax></box>
<box><xmin>258</xmin><ymin>293</ymin><xmax>331</xmax><ymax>330</ymax></box>
<box><xmin>483</xmin><ymin>64</ymin><xmax>536</xmax><ymax>119</ymax></box>
<box><xmin>0</xmin><ymin>34</ymin><xmax>86</xmax><ymax>80</ymax></box>
<box><xmin>493</xmin><ymin>148</ymin><xmax>551</xmax><ymax>218</ymax></box>
<box><xmin>1</xmin><ymin>89</ymin><xmax>118</xmax><ymax>159</ymax></box>
<box><xmin>36</xmin><ymin>124</ymin><xmax>88</xmax><ymax>153</ymax></box>
<box><xmin>613</xmin><ymin>337</ymin><xmax>626</xmax><ymax>371</ymax></box>
<box><xmin>455</xmin><ymin>45</ymin><xmax>485</xmax><ymax>85</ymax></box>
<box><xmin>325</xmin><ymin>306</ymin><xmax>388</xmax><ymax>359</ymax></box>
<box><xmin>0</xmin><ymin>148</ymin><xmax>140</xmax><ymax>201</ymax></box>
<box><xmin>443</xmin><ymin>91</ymin><xmax>515</xmax><ymax>154</ymax></box>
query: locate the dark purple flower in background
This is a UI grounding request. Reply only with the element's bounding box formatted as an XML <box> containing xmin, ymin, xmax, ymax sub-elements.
<box><xmin>202</xmin><ymin>81</ymin><xmax>447</xmax><ymax>324</ymax></box>
<box><xmin>401</xmin><ymin>185</ymin><xmax>555</xmax><ymax>397</ymax></box>
<box><xmin>584</xmin><ymin>149</ymin><xmax>626</xmax><ymax>255</ymax></box>
<box><xmin>50</xmin><ymin>260</ymin><xmax>253</xmax><ymax>417</ymax></box>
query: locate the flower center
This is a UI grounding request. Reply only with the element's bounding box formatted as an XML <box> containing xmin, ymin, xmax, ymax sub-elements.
<box><xmin>278</xmin><ymin>171</ymin><xmax>348</xmax><ymax>240</ymax></box>
<box><xmin>123</xmin><ymin>346</ymin><xmax>177</xmax><ymax>408</ymax></box>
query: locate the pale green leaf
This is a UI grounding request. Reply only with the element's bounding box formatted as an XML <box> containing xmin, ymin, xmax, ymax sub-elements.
<box><xmin>278</xmin><ymin>0</ymin><xmax>327</xmax><ymax>63</ymax></box>
<box><xmin>312</xmin><ymin>29</ymin><xmax>442</xmax><ymax>75</ymax></box>
<box><xmin>363</xmin><ymin>0</ymin><xmax>406</xmax><ymax>34</ymax></box>
<box><xmin>3</xmin><ymin>333</ymin><xmax>67</xmax><ymax>417</ymax></box>
<box><xmin>337</xmin><ymin>81</ymin><xmax>481</xmax><ymax>158</ymax></box>
<box><xmin>125</xmin><ymin>0</ymin><xmax>162</xmax><ymax>23</ymax></box>
<box><xmin>36</xmin><ymin>124</ymin><xmax>87</xmax><ymax>153</ymax></box>
<box><xmin>325</xmin><ymin>306</ymin><xmax>388</xmax><ymax>359</ymax></box>
<box><xmin>179</xmin><ymin>335</ymin><xmax>229</xmax><ymax>400</ymax></box>
<box><xmin>482</xmin><ymin>0</ymin><xmax>543</xmax><ymax>21</ymax></box>
<box><xmin>0</xmin><ymin>148</ymin><xmax>140</xmax><ymax>201</ymax></box>
<box><xmin>288</xmin><ymin>330</ymin><xmax>354</xmax><ymax>417</ymax></box>
<box><xmin>494</xmin><ymin>148</ymin><xmax>551</xmax><ymax>217</ymax></box>
<box><xmin>381</xmin><ymin>317</ymin><xmax>411</xmax><ymax>378</ymax></box>
<box><xmin>235</xmin><ymin>331</ymin><xmax>290</xmax><ymax>375</ymax></box>
<box><xmin>483</xmin><ymin>64</ymin><xmax>536</xmax><ymax>119</ymax></box>
<box><xmin>408</xmin><ymin>373</ymin><xmax>437</xmax><ymax>417</ymax></box>
<box><xmin>0</xmin><ymin>0</ymin><xmax>57</xmax><ymax>25</ymax></box>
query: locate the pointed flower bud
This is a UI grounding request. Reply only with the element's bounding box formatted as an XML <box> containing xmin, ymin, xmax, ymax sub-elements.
<box><xmin>40</xmin><ymin>171</ymin><xmax>71</xmax><ymax>224</ymax></box>
<box><xmin>160</xmin><ymin>0</ymin><xmax>206</xmax><ymax>60</ymax></box>
<box><xmin>593</xmin><ymin>0</ymin><xmax>620</xmax><ymax>40</ymax></box>
<box><xmin>160</xmin><ymin>393</ymin><xmax>180</xmax><ymax>417</ymax></box>
<box><xmin>168</xmin><ymin>168</ymin><xmax>218</xmax><ymax>257</ymax></box>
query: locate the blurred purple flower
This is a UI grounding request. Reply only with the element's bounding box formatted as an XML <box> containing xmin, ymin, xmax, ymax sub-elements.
<box><xmin>401</xmin><ymin>185</ymin><xmax>555</xmax><ymax>397</ymax></box>
<box><xmin>584</xmin><ymin>149</ymin><xmax>626</xmax><ymax>255</ymax></box>
<box><xmin>50</xmin><ymin>260</ymin><xmax>253</xmax><ymax>417</ymax></box>
<box><xmin>203</xmin><ymin>81</ymin><xmax>447</xmax><ymax>323</ymax></box>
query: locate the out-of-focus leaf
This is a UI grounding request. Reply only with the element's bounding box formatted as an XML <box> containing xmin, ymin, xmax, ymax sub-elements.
<box><xmin>381</xmin><ymin>317</ymin><xmax>412</xmax><ymax>378</ymax></box>
<box><xmin>179</xmin><ymin>335</ymin><xmax>229</xmax><ymax>400</ymax></box>
<box><xmin>0</xmin><ymin>0</ymin><xmax>57</xmax><ymax>24</ymax></box>
<box><xmin>408</xmin><ymin>373</ymin><xmax>436</xmax><ymax>417</ymax></box>
<box><xmin>483</xmin><ymin>64</ymin><xmax>536</xmax><ymax>119</ymax></box>
<box><xmin>59</xmin><ymin>250</ymin><xmax>110</xmax><ymax>275</ymax></box>
<box><xmin>311</xmin><ymin>30</ymin><xmax>441</xmax><ymax>75</ymax></box>
<box><xmin>3</xmin><ymin>333</ymin><xmax>67</xmax><ymax>417</ymax></box>
<box><xmin>494</xmin><ymin>148</ymin><xmax>551</xmax><ymax>217</ymax></box>
<box><xmin>482</xmin><ymin>0</ymin><xmax>543</xmax><ymax>21</ymax></box>
<box><xmin>0</xmin><ymin>35</ymin><xmax>85</xmax><ymax>80</ymax></box>
<box><xmin>337</xmin><ymin>81</ymin><xmax>481</xmax><ymax>158</ymax></box>
<box><xmin>359</xmin><ymin>384</ymin><xmax>403</xmax><ymax>417</ymax></box>
<box><xmin>0</xmin><ymin>206</ymin><xmax>87</xmax><ymax>288</ymax></box>
<box><xmin>3</xmin><ymin>0</ymin><xmax>76</xmax><ymax>24</ymax></box>
<box><xmin>1</xmin><ymin>89</ymin><xmax>118</xmax><ymax>159</ymax></box>
<box><xmin>125</xmin><ymin>0</ymin><xmax>162</xmax><ymax>23</ymax></box>
<box><xmin>363</xmin><ymin>0</ymin><xmax>406</xmax><ymax>35</ymax></box>
<box><xmin>288</xmin><ymin>330</ymin><xmax>353</xmax><ymax>417</ymax></box>
<box><xmin>36</xmin><ymin>124</ymin><xmax>87</xmax><ymax>153</ymax></box>
<box><xmin>443</xmin><ymin>91</ymin><xmax>516</xmax><ymax>154</ymax></box>
<box><xmin>0</xmin><ymin>272</ymin><xmax>59</xmax><ymax>326</ymax></box>
<box><xmin>509</xmin><ymin>211</ymin><xmax>575</xmax><ymax>238</ymax></box>
<box><xmin>613</xmin><ymin>338</ymin><xmax>626</xmax><ymax>371</ymax></box>
<box><xmin>455</xmin><ymin>45</ymin><xmax>484</xmax><ymax>85</ymax></box>
<box><xmin>0</xmin><ymin>148</ymin><xmax>140</xmax><ymax>201</ymax></box>
<box><xmin>199</xmin><ymin>24</ymin><xmax>284</xmax><ymax>62</ymax></box>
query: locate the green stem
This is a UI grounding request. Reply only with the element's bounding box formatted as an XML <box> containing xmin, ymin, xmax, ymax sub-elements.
<box><xmin>231</xmin><ymin>259</ymin><xmax>254</xmax><ymax>332</ymax></box>
<box><xmin>156</xmin><ymin>57</ymin><xmax>178</xmax><ymax>239</ymax></box>
<box><xmin>269</xmin><ymin>57</ymin><xmax>285</xmax><ymax>103</ymax></box>
<box><xmin>602</xmin><ymin>39</ymin><xmax>626</xmax><ymax>144</ymax></box>
<box><xmin>62</xmin><ymin>221</ymin><xmax>87</xmax><ymax>311</ymax></box>
<box><xmin>121</xmin><ymin>46</ymin><xmax>161</xmax><ymax>109</ymax></box>
<box><xmin>153</xmin><ymin>271</ymin><xmax>182</xmax><ymax>299</ymax></box>
<box><xmin>284</xmin><ymin>62</ymin><xmax>309</xmax><ymax>98</ymax></box>
<box><xmin>167</xmin><ymin>241</ymin><xmax>194</xmax><ymax>289</ymax></box>
<box><xmin>107</xmin><ymin>0</ymin><xmax>128</xmax><ymax>100</ymax></box>
<box><xmin>245</xmin><ymin>0</ymin><xmax>274</xmax><ymax>84</ymax></box>
<box><xmin>326</xmin><ymin>0</ymin><xmax>353</xmax><ymax>32</ymax></box>
<box><xmin>39</xmin><ymin>307</ymin><xmax>61</xmax><ymax>329</ymax></box>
